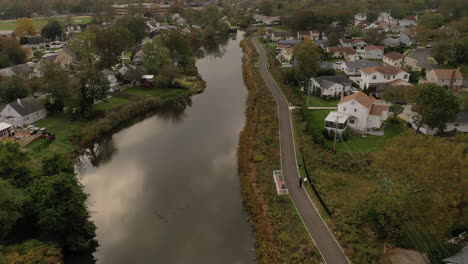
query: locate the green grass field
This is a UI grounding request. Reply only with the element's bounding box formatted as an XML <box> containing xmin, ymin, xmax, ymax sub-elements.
<box><xmin>0</xmin><ymin>16</ymin><xmax>93</xmax><ymax>30</ymax></box>
<box><xmin>94</xmin><ymin>97</ymin><xmax>131</xmax><ymax>111</ymax></box>
<box><xmin>121</xmin><ymin>87</ymin><xmax>188</xmax><ymax>98</ymax></box>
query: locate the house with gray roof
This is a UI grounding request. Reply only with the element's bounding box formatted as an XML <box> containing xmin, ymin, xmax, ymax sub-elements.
<box><xmin>0</xmin><ymin>63</ymin><xmax>35</xmax><ymax>80</ymax></box>
<box><xmin>0</xmin><ymin>97</ymin><xmax>47</xmax><ymax>127</ymax></box>
<box><xmin>309</xmin><ymin>75</ymin><xmax>353</xmax><ymax>97</ymax></box>
<box><xmin>340</xmin><ymin>60</ymin><xmax>380</xmax><ymax>76</ymax></box>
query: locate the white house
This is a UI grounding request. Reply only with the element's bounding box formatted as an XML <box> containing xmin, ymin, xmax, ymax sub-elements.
<box><xmin>101</xmin><ymin>69</ymin><xmax>119</xmax><ymax>92</ymax></box>
<box><xmin>425</xmin><ymin>69</ymin><xmax>464</xmax><ymax>89</ymax></box>
<box><xmin>297</xmin><ymin>30</ymin><xmax>320</xmax><ymax>41</ymax></box>
<box><xmin>268</xmin><ymin>31</ymin><xmax>295</xmax><ymax>42</ymax></box>
<box><xmin>0</xmin><ymin>122</ymin><xmax>14</xmax><ymax>139</ymax></box>
<box><xmin>364</xmin><ymin>45</ymin><xmax>385</xmax><ymax>59</ymax></box>
<box><xmin>309</xmin><ymin>75</ymin><xmax>353</xmax><ymax>97</ymax></box>
<box><xmin>278</xmin><ymin>46</ymin><xmax>293</xmax><ymax>63</ymax></box>
<box><xmin>0</xmin><ymin>97</ymin><xmax>47</xmax><ymax>127</ymax></box>
<box><xmin>354</xmin><ymin>13</ymin><xmax>367</xmax><ymax>22</ymax></box>
<box><xmin>383</xmin><ymin>52</ymin><xmax>404</xmax><ymax>67</ymax></box>
<box><xmin>409</xmin><ymin>111</ymin><xmax>468</xmax><ymax>135</ymax></box>
<box><xmin>360</xmin><ymin>65</ymin><xmax>410</xmax><ymax>90</ymax></box>
<box><xmin>340</xmin><ymin>39</ymin><xmax>368</xmax><ymax>53</ymax></box>
<box><xmin>325</xmin><ymin>92</ymin><xmax>389</xmax><ymax>133</ymax></box>
<box><xmin>341</xmin><ymin>60</ymin><xmax>380</xmax><ymax>76</ymax></box>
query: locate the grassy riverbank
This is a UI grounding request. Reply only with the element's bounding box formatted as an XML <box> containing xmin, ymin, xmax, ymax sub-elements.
<box><xmin>28</xmin><ymin>85</ymin><xmax>200</xmax><ymax>162</ymax></box>
<box><xmin>238</xmin><ymin>37</ymin><xmax>322</xmax><ymax>264</ymax></box>
<box><xmin>0</xmin><ymin>16</ymin><xmax>93</xmax><ymax>30</ymax></box>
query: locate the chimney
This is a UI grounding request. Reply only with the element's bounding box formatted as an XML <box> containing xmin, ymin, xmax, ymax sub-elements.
<box><xmin>17</xmin><ymin>98</ymin><xmax>23</xmax><ymax>108</ymax></box>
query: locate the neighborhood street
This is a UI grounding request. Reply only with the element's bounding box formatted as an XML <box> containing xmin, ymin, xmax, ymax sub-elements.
<box><xmin>252</xmin><ymin>37</ymin><xmax>350</xmax><ymax>264</ymax></box>
<box><xmin>407</xmin><ymin>48</ymin><xmax>440</xmax><ymax>70</ymax></box>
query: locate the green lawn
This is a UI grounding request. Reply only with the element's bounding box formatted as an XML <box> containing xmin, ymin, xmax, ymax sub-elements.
<box><xmin>0</xmin><ymin>16</ymin><xmax>93</xmax><ymax>30</ymax></box>
<box><xmin>305</xmin><ymin>95</ymin><xmax>339</xmax><ymax>107</ymax></box>
<box><xmin>326</xmin><ymin>120</ymin><xmax>406</xmax><ymax>153</ymax></box>
<box><xmin>302</xmin><ymin>109</ymin><xmax>332</xmax><ymax>130</ymax></box>
<box><xmin>95</xmin><ymin>97</ymin><xmax>131</xmax><ymax>111</ymax></box>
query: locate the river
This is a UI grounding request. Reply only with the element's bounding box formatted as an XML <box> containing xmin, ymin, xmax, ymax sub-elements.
<box><xmin>74</xmin><ymin>31</ymin><xmax>256</xmax><ymax>264</ymax></box>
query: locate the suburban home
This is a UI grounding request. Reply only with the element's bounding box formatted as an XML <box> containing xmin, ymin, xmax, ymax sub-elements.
<box><xmin>0</xmin><ymin>97</ymin><xmax>47</xmax><ymax>127</ymax></box>
<box><xmin>383</xmin><ymin>52</ymin><xmax>404</xmax><ymax>67</ymax></box>
<box><xmin>340</xmin><ymin>38</ymin><xmax>368</xmax><ymax>53</ymax></box>
<box><xmin>0</xmin><ymin>63</ymin><xmax>35</xmax><ymax>80</ymax></box>
<box><xmin>326</xmin><ymin>46</ymin><xmax>357</xmax><ymax>60</ymax></box>
<box><xmin>409</xmin><ymin>111</ymin><xmax>468</xmax><ymax>135</ymax></box>
<box><xmin>0</xmin><ymin>122</ymin><xmax>14</xmax><ymax>139</ymax></box>
<box><xmin>341</xmin><ymin>60</ymin><xmax>380</xmax><ymax>77</ymax></box>
<box><xmin>278</xmin><ymin>39</ymin><xmax>301</xmax><ymax>46</ymax></box>
<box><xmin>25</xmin><ymin>36</ymin><xmax>46</xmax><ymax>49</ymax></box>
<box><xmin>364</xmin><ymin>45</ymin><xmax>385</xmax><ymax>59</ymax></box>
<box><xmin>101</xmin><ymin>69</ymin><xmax>119</xmax><ymax>92</ymax></box>
<box><xmin>383</xmin><ymin>37</ymin><xmax>400</xmax><ymax>47</ymax></box>
<box><xmin>354</xmin><ymin>13</ymin><xmax>367</xmax><ymax>22</ymax></box>
<box><xmin>378</xmin><ymin>12</ymin><xmax>393</xmax><ymax>22</ymax></box>
<box><xmin>278</xmin><ymin>46</ymin><xmax>293</xmax><ymax>63</ymax></box>
<box><xmin>356</xmin><ymin>21</ymin><xmax>371</xmax><ymax>29</ymax></box>
<box><xmin>400</xmin><ymin>29</ymin><xmax>416</xmax><ymax>47</ymax></box>
<box><xmin>425</xmin><ymin>69</ymin><xmax>464</xmax><ymax>90</ymax></box>
<box><xmin>253</xmin><ymin>15</ymin><xmax>280</xmax><ymax>26</ymax></box>
<box><xmin>269</xmin><ymin>31</ymin><xmax>295</xmax><ymax>42</ymax></box>
<box><xmin>325</xmin><ymin>92</ymin><xmax>389</xmax><ymax>133</ymax></box>
<box><xmin>400</xmin><ymin>16</ymin><xmax>417</xmax><ymax>27</ymax></box>
<box><xmin>297</xmin><ymin>30</ymin><xmax>320</xmax><ymax>41</ymax></box>
<box><xmin>119</xmin><ymin>64</ymin><xmax>147</xmax><ymax>86</ymax></box>
<box><xmin>309</xmin><ymin>75</ymin><xmax>353</xmax><ymax>97</ymax></box>
<box><xmin>0</xmin><ymin>30</ymin><xmax>15</xmax><ymax>39</ymax></box>
<box><xmin>55</xmin><ymin>48</ymin><xmax>74</xmax><ymax>67</ymax></box>
<box><xmin>314</xmin><ymin>39</ymin><xmax>328</xmax><ymax>50</ymax></box>
<box><xmin>360</xmin><ymin>65</ymin><xmax>410</xmax><ymax>90</ymax></box>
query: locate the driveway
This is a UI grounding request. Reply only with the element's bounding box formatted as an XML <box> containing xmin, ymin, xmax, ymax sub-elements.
<box><xmin>406</xmin><ymin>48</ymin><xmax>440</xmax><ymax>70</ymax></box>
<box><xmin>252</xmin><ymin>37</ymin><xmax>350</xmax><ymax>264</ymax></box>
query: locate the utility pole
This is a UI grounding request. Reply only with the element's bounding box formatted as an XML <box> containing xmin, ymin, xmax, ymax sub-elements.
<box><xmin>333</xmin><ymin>115</ymin><xmax>339</xmax><ymax>153</ymax></box>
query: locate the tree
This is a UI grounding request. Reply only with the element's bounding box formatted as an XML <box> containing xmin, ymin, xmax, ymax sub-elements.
<box><xmin>39</xmin><ymin>61</ymin><xmax>72</xmax><ymax>112</ymax></box>
<box><xmin>327</xmin><ymin>32</ymin><xmax>340</xmax><ymax>47</ymax></box>
<box><xmin>389</xmin><ymin>104</ymin><xmax>404</xmax><ymax>116</ymax></box>
<box><xmin>412</xmin><ymin>84</ymin><xmax>460</xmax><ymax>132</ymax></box>
<box><xmin>292</xmin><ymin>42</ymin><xmax>321</xmax><ymax>83</ymax></box>
<box><xmin>0</xmin><ymin>39</ymin><xmax>26</xmax><ymax>68</ymax></box>
<box><xmin>258</xmin><ymin>0</ymin><xmax>275</xmax><ymax>16</ymax></box>
<box><xmin>418</xmin><ymin>13</ymin><xmax>445</xmax><ymax>29</ymax></box>
<box><xmin>27</xmin><ymin>171</ymin><xmax>97</xmax><ymax>252</ymax></box>
<box><xmin>372</xmin><ymin>133</ymin><xmax>467</xmax><ymax>240</ymax></box>
<box><xmin>15</xmin><ymin>17</ymin><xmax>36</xmax><ymax>38</ymax></box>
<box><xmin>0</xmin><ymin>75</ymin><xmax>30</xmax><ymax>102</ymax></box>
<box><xmin>0</xmin><ymin>142</ymin><xmax>32</xmax><ymax>188</ymax></box>
<box><xmin>160</xmin><ymin>29</ymin><xmax>196</xmax><ymax>75</ymax></box>
<box><xmin>0</xmin><ymin>179</ymin><xmax>25</xmax><ymax>240</ymax></box>
<box><xmin>363</xmin><ymin>28</ymin><xmax>385</xmax><ymax>45</ymax></box>
<box><xmin>143</xmin><ymin>39</ymin><xmax>171</xmax><ymax>75</ymax></box>
<box><xmin>154</xmin><ymin>64</ymin><xmax>182</xmax><ymax>88</ymax></box>
<box><xmin>70</xmin><ymin>29</ymin><xmax>97</xmax><ymax>68</ymax></box>
<box><xmin>366</xmin><ymin>11</ymin><xmax>378</xmax><ymax>22</ymax></box>
<box><xmin>116</xmin><ymin>16</ymin><xmax>149</xmax><ymax>43</ymax></box>
<box><xmin>4</xmin><ymin>240</ymin><xmax>63</xmax><ymax>264</ymax></box>
<box><xmin>76</xmin><ymin>69</ymin><xmax>109</xmax><ymax>115</ymax></box>
<box><xmin>41</xmin><ymin>20</ymin><xmax>63</xmax><ymax>40</ymax></box>
<box><xmin>93</xmin><ymin>26</ymin><xmax>134</xmax><ymax>69</ymax></box>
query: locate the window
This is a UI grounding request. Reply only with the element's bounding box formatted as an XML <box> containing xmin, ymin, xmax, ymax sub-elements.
<box><xmin>354</xmin><ymin>108</ymin><xmax>357</xmax><ymax>112</ymax></box>
<box><xmin>404</xmin><ymin>74</ymin><xmax>408</xmax><ymax>79</ymax></box>
<box><xmin>349</xmin><ymin>120</ymin><xmax>355</xmax><ymax>124</ymax></box>
<box><xmin>372</xmin><ymin>75</ymin><xmax>377</xmax><ymax>80</ymax></box>
<box><xmin>386</xmin><ymin>75</ymin><xmax>390</xmax><ymax>80</ymax></box>
<box><xmin>343</xmin><ymin>107</ymin><xmax>347</xmax><ymax>111</ymax></box>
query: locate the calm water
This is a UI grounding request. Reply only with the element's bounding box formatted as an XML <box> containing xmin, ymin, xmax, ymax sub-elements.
<box><xmin>76</xmin><ymin>32</ymin><xmax>256</xmax><ymax>264</ymax></box>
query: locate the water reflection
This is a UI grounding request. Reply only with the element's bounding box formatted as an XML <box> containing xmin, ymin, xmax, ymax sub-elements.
<box><xmin>73</xmin><ymin>32</ymin><xmax>255</xmax><ymax>264</ymax></box>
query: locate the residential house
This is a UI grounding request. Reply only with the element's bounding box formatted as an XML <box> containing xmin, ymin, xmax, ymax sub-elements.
<box><xmin>320</xmin><ymin>62</ymin><xmax>334</xmax><ymax>70</ymax></box>
<box><xmin>0</xmin><ymin>30</ymin><xmax>15</xmax><ymax>39</ymax></box>
<box><xmin>340</xmin><ymin>38</ymin><xmax>368</xmax><ymax>53</ymax></box>
<box><xmin>118</xmin><ymin>63</ymin><xmax>147</xmax><ymax>86</ymax></box>
<box><xmin>314</xmin><ymin>39</ymin><xmax>328</xmax><ymax>50</ymax></box>
<box><xmin>269</xmin><ymin>31</ymin><xmax>295</xmax><ymax>42</ymax></box>
<box><xmin>354</xmin><ymin>13</ymin><xmax>367</xmax><ymax>22</ymax></box>
<box><xmin>383</xmin><ymin>37</ymin><xmax>400</xmax><ymax>47</ymax></box>
<box><xmin>297</xmin><ymin>30</ymin><xmax>320</xmax><ymax>41</ymax></box>
<box><xmin>278</xmin><ymin>45</ymin><xmax>293</xmax><ymax>63</ymax></box>
<box><xmin>443</xmin><ymin>245</ymin><xmax>468</xmax><ymax>264</ymax></box>
<box><xmin>364</xmin><ymin>45</ymin><xmax>385</xmax><ymax>59</ymax></box>
<box><xmin>356</xmin><ymin>21</ymin><xmax>371</xmax><ymax>30</ymax></box>
<box><xmin>25</xmin><ymin>36</ymin><xmax>45</xmax><ymax>49</ymax></box>
<box><xmin>340</xmin><ymin>60</ymin><xmax>380</xmax><ymax>77</ymax></box>
<box><xmin>253</xmin><ymin>15</ymin><xmax>280</xmax><ymax>26</ymax></box>
<box><xmin>325</xmin><ymin>92</ymin><xmax>389</xmax><ymax>133</ymax></box>
<box><xmin>425</xmin><ymin>69</ymin><xmax>464</xmax><ymax>90</ymax></box>
<box><xmin>0</xmin><ymin>97</ymin><xmax>47</xmax><ymax>127</ymax></box>
<box><xmin>400</xmin><ymin>29</ymin><xmax>416</xmax><ymax>47</ymax></box>
<box><xmin>360</xmin><ymin>65</ymin><xmax>410</xmax><ymax>90</ymax></box>
<box><xmin>326</xmin><ymin>46</ymin><xmax>357</xmax><ymax>60</ymax></box>
<box><xmin>0</xmin><ymin>64</ymin><xmax>35</xmax><ymax>80</ymax></box>
<box><xmin>378</xmin><ymin>12</ymin><xmax>393</xmax><ymax>22</ymax></box>
<box><xmin>309</xmin><ymin>75</ymin><xmax>353</xmax><ymax>97</ymax></box>
<box><xmin>0</xmin><ymin>122</ymin><xmax>14</xmax><ymax>139</ymax></box>
<box><xmin>101</xmin><ymin>69</ymin><xmax>119</xmax><ymax>92</ymax></box>
<box><xmin>383</xmin><ymin>52</ymin><xmax>404</xmax><ymax>67</ymax></box>
<box><xmin>400</xmin><ymin>16</ymin><xmax>417</xmax><ymax>27</ymax></box>
<box><xmin>55</xmin><ymin>47</ymin><xmax>74</xmax><ymax>67</ymax></box>
<box><xmin>409</xmin><ymin>111</ymin><xmax>468</xmax><ymax>135</ymax></box>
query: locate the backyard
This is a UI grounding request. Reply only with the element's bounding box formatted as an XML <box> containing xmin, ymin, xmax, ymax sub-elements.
<box><xmin>0</xmin><ymin>16</ymin><xmax>93</xmax><ymax>30</ymax></box>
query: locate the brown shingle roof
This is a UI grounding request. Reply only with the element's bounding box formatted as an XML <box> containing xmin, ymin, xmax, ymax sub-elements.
<box><xmin>362</xmin><ymin>65</ymin><xmax>404</xmax><ymax>75</ymax></box>
<box><xmin>384</xmin><ymin>51</ymin><xmax>404</xmax><ymax>61</ymax></box>
<box><xmin>369</xmin><ymin>104</ymin><xmax>389</xmax><ymax>115</ymax></box>
<box><xmin>365</xmin><ymin>45</ymin><xmax>385</xmax><ymax>52</ymax></box>
<box><xmin>339</xmin><ymin>91</ymin><xmax>375</xmax><ymax>109</ymax></box>
<box><xmin>430</xmin><ymin>69</ymin><xmax>463</xmax><ymax>80</ymax></box>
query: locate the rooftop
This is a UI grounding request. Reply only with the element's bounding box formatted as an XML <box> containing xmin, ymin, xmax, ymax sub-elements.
<box><xmin>339</xmin><ymin>91</ymin><xmax>375</xmax><ymax>109</ymax></box>
<box><xmin>362</xmin><ymin>65</ymin><xmax>404</xmax><ymax>75</ymax></box>
<box><xmin>384</xmin><ymin>51</ymin><xmax>404</xmax><ymax>61</ymax></box>
<box><xmin>429</xmin><ymin>69</ymin><xmax>464</xmax><ymax>80</ymax></box>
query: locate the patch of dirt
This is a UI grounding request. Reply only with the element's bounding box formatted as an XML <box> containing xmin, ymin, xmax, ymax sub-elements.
<box><xmin>379</xmin><ymin>248</ymin><xmax>429</xmax><ymax>264</ymax></box>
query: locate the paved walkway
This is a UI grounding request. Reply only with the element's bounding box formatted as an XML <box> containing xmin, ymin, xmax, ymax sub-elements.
<box><xmin>308</xmin><ymin>106</ymin><xmax>338</xmax><ymax>110</ymax></box>
<box><xmin>252</xmin><ymin>37</ymin><xmax>350</xmax><ymax>264</ymax></box>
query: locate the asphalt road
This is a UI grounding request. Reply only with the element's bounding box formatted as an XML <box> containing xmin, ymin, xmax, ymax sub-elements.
<box><xmin>251</xmin><ymin>37</ymin><xmax>350</xmax><ymax>264</ymax></box>
<box><xmin>406</xmin><ymin>48</ymin><xmax>440</xmax><ymax>70</ymax></box>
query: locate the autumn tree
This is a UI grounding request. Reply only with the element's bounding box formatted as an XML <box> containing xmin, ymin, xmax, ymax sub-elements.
<box><xmin>15</xmin><ymin>17</ymin><xmax>36</xmax><ymax>38</ymax></box>
<box><xmin>292</xmin><ymin>42</ymin><xmax>321</xmax><ymax>83</ymax></box>
<box><xmin>412</xmin><ymin>84</ymin><xmax>460</xmax><ymax>132</ymax></box>
<box><xmin>4</xmin><ymin>240</ymin><xmax>63</xmax><ymax>264</ymax></box>
<box><xmin>0</xmin><ymin>39</ymin><xmax>26</xmax><ymax>68</ymax></box>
